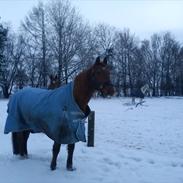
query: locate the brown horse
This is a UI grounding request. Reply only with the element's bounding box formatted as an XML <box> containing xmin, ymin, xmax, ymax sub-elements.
<box><xmin>8</xmin><ymin>56</ymin><xmax>114</xmax><ymax>171</ymax></box>
<box><xmin>50</xmin><ymin>57</ymin><xmax>114</xmax><ymax>171</ymax></box>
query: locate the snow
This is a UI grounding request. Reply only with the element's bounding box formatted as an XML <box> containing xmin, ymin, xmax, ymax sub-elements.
<box><xmin>0</xmin><ymin>97</ymin><xmax>183</xmax><ymax>183</ymax></box>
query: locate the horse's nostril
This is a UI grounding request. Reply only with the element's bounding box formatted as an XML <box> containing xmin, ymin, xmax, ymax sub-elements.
<box><xmin>103</xmin><ymin>85</ymin><xmax>115</xmax><ymax>96</ymax></box>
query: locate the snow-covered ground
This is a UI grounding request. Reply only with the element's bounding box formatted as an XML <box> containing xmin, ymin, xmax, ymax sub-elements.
<box><xmin>0</xmin><ymin>97</ymin><xmax>183</xmax><ymax>183</ymax></box>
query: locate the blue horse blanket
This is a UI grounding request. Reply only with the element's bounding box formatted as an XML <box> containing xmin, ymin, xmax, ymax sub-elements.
<box><xmin>4</xmin><ymin>82</ymin><xmax>90</xmax><ymax>144</ymax></box>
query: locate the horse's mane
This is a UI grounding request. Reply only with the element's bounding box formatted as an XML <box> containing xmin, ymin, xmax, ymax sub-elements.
<box><xmin>73</xmin><ymin>67</ymin><xmax>94</xmax><ymax>113</ymax></box>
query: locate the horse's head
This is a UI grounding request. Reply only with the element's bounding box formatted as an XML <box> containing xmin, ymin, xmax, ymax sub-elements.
<box><xmin>90</xmin><ymin>56</ymin><xmax>115</xmax><ymax>96</ymax></box>
<box><xmin>48</xmin><ymin>74</ymin><xmax>61</xmax><ymax>89</ymax></box>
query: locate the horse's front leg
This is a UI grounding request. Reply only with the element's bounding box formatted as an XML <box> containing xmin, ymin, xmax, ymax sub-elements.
<box><xmin>23</xmin><ymin>130</ymin><xmax>30</xmax><ymax>157</ymax></box>
<box><xmin>67</xmin><ymin>143</ymin><xmax>76</xmax><ymax>171</ymax></box>
<box><xmin>50</xmin><ymin>142</ymin><xmax>61</xmax><ymax>170</ymax></box>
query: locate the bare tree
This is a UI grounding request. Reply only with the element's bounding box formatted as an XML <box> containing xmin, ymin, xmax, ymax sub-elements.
<box><xmin>0</xmin><ymin>23</ymin><xmax>7</xmax><ymax>81</ymax></box>
<box><xmin>114</xmin><ymin>29</ymin><xmax>139</xmax><ymax>96</ymax></box>
<box><xmin>0</xmin><ymin>29</ymin><xmax>25</xmax><ymax>98</ymax></box>
<box><xmin>160</xmin><ymin>33</ymin><xmax>178</xmax><ymax>95</ymax></box>
<box><xmin>93</xmin><ymin>23</ymin><xmax>115</xmax><ymax>56</ymax></box>
<box><xmin>176</xmin><ymin>47</ymin><xmax>183</xmax><ymax>95</ymax></box>
<box><xmin>21</xmin><ymin>2</ymin><xmax>49</xmax><ymax>87</ymax></box>
<box><xmin>47</xmin><ymin>0</ymin><xmax>87</xmax><ymax>84</ymax></box>
<box><xmin>140</xmin><ymin>35</ymin><xmax>162</xmax><ymax>96</ymax></box>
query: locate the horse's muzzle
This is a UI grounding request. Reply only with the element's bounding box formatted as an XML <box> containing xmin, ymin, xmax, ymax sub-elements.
<box><xmin>100</xmin><ymin>83</ymin><xmax>115</xmax><ymax>97</ymax></box>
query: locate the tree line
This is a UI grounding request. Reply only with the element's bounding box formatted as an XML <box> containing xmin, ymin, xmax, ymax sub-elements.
<box><xmin>0</xmin><ymin>0</ymin><xmax>183</xmax><ymax>98</ymax></box>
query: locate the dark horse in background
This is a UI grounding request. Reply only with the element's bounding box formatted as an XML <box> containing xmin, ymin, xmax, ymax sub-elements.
<box><xmin>5</xmin><ymin>56</ymin><xmax>114</xmax><ymax>171</ymax></box>
<box><xmin>48</xmin><ymin>74</ymin><xmax>61</xmax><ymax>90</ymax></box>
<box><xmin>131</xmin><ymin>84</ymin><xmax>150</xmax><ymax>106</ymax></box>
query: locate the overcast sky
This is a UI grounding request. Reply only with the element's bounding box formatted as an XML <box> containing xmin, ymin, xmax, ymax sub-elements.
<box><xmin>0</xmin><ymin>0</ymin><xmax>182</xmax><ymax>42</ymax></box>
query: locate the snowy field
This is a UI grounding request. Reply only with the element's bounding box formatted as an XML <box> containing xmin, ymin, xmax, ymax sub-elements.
<box><xmin>0</xmin><ymin>97</ymin><xmax>183</xmax><ymax>183</ymax></box>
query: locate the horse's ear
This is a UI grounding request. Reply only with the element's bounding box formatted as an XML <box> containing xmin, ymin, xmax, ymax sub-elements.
<box><xmin>103</xmin><ymin>57</ymin><xmax>108</xmax><ymax>65</ymax></box>
<box><xmin>95</xmin><ymin>56</ymin><xmax>101</xmax><ymax>65</ymax></box>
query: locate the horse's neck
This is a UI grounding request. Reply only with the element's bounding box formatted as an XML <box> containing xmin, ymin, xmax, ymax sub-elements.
<box><xmin>73</xmin><ymin>69</ymin><xmax>94</xmax><ymax>113</ymax></box>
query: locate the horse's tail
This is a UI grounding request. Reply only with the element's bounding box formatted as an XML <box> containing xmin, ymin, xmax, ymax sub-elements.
<box><xmin>12</xmin><ymin>132</ymin><xmax>20</xmax><ymax>155</ymax></box>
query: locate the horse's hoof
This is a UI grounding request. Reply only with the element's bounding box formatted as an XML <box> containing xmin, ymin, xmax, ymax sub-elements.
<box><xmin>51</xmin><ymin>167</ymin><xmax>56</xmax><ymax>171</ymax></box>
<box><xmin>19</xmin><ymin>155</ymin><xmax>28</xmax><ymax>160</ymax></box>
<box><xmin>50</xmin><ymin>163</ymin><xmax>57</xmax><ymax>171</ymax></box>
<box><xmin>67</xmin><ymin>166</ymin><xmax>76</xmax><ymax>171</ymax></box>
<box><xmin>24</xmin><ymin>154</ymin><xmax>29</xmax><ymax>159</ymax></box>
<box><xmin>13</xmin><ymin>152</ymin><xmax>19</xmax><ymax>155</ymax></box>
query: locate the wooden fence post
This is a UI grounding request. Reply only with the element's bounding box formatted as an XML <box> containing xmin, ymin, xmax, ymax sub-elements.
<box><xmin>87</xmin><ymin>111</ymin><xmax>95</xmax><ymax>147</ymax></box>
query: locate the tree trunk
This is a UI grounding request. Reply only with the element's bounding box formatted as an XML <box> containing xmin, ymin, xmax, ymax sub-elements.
<box><xmin>2</xmin><ymin>85</ymin><xmax>10</xmax><ymax>98</ymax></box>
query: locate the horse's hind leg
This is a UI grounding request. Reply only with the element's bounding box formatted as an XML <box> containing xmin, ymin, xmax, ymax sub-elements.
<box><xmin>50</xmin><ymin>142</ymin><xmax>61</xmax><ymax>170</ymax></box>
<box><xmin>16</xmin><ymin>132</ymin><xmax>25</xmax><ymax>157</ymax></box>
<box><xmin>12</xmin><ymin>132</ymin><xmax>19</xmax><ymax>155</ymax></box>
<box><xmin>67</xmin><ymin>143</ymin><xmax>75</xmax><ymax>171</ymax></box>
<box><xmin>15</xmin><ymin>131</ymin><xmax>30</xmax><ymax>158</ymax></box>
